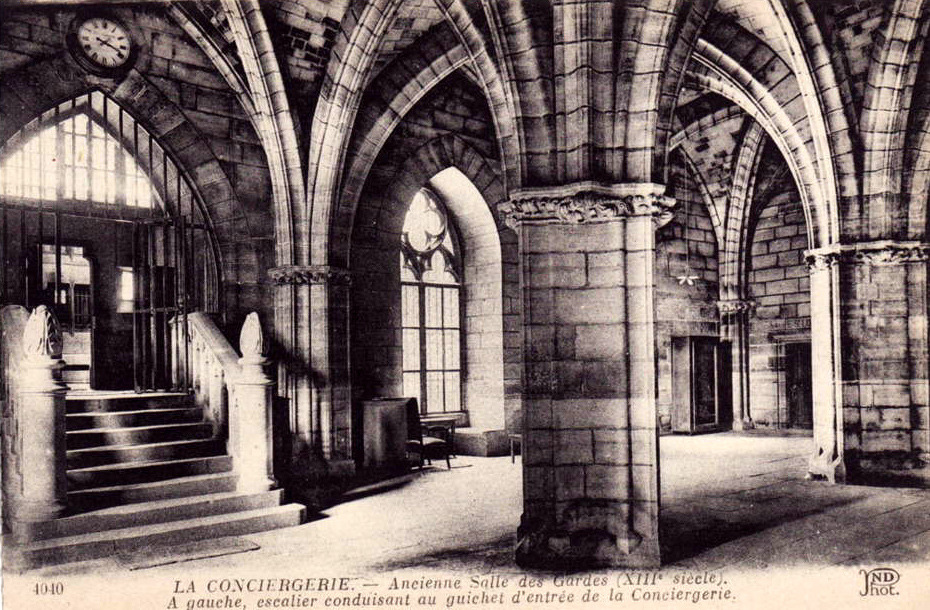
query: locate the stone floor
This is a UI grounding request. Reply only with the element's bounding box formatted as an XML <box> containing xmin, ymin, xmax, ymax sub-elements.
<box><xmin>8</xmin><ymin>432</ymin><xmax>930</xmax><ymax>609</ymax></box>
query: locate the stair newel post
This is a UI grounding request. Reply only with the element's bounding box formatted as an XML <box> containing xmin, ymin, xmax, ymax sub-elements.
<box><xmin>234</xmin><ymin>312</ymin><xmax>276</xmax><ymax>492</ymax></box>
<box><xmin>17</xmin><ymin>305</ymin><xmax>68</xmax><ymax>524</ymax></box>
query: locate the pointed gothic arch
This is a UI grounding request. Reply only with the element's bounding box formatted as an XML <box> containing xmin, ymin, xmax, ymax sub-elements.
<box><xmin>0</xmin><ymin>89</ymin><xmax>222</xmax><ymax>390</ymax></box>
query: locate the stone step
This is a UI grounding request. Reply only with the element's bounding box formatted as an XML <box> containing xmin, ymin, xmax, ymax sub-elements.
<box><xmin>62</xmin><ymin>353</ymin><xmax>91</xmax><ymax>367</ymax></box>
<box><xmin>6</xmin><ymin>504</ymin><xmax>305</xmax><ymax>571</ymax></box>
<box><xmin>68</xmin><ymin>472</ymin><xmax>239</xmax><ymax>512</ymax></box>
<box><xmin>66</xmin><ymin>407</ymin><xmax>204</xmax><ymax>430</ymax></box>
<box><xmin>66</xmin><ymin>392</ymin><xmax>193</xmax><ymax>414</ymax></box>
<box><xmin>67</xmin><ymin>455</ymin><xmax>233</xmax><ymax>490</ymax></box>
<box><xmin>16</xmin><ymin>489</ymin><xmax>285</xmax><ymax>542</ymax></box>
<box><xmin>62</xmin><ymin>367</ymin><xmax>90</xmax><ymax>383</ymax></box>
<box><xmin>67</xmin><ymin>438</ymin><xmax>223</xmax><ymax>469</ymax></box>
<box><xmin>66</xmin><ymin>422</ymin><xmax>214</xmax><ymax>450</ymax></box>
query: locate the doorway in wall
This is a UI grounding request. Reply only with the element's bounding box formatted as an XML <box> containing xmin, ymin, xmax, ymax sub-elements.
<box><xmin>671</xmin><ymin>336</ymin><xmax>733</xmax><ymax>433</ymax></box>
<box><xmin>39</xmin><ymin>243</ymin><xmax>94</xmax><ymax>391</ymax></box>
<box><xmin>784</xmin><ymin>342</ymin><xmax>813</xmax><ymax>429</ymax></box>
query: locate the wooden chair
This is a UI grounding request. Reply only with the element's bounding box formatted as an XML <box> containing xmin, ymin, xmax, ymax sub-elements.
<box><xmin>405</xmin><ymin>398</ymin><xmax>452</xmax><ymax>469</ymax></box>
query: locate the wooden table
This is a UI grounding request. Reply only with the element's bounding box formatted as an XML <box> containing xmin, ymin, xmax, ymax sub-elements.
<box><xmin>420</xmin><ymin>414</ymin><xmax>458</xmax><ymax>457</ymax></box>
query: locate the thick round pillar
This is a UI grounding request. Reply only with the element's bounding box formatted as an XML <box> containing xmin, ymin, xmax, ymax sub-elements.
<box><xmin>501</xmin><ymin>183</ymin><xmax>673</xmax><ymax>569</ymax></box>
<box><xmin>17</xmin><ymin>306</ymin><xmax>68</xmax><ymax>523</ymax></box>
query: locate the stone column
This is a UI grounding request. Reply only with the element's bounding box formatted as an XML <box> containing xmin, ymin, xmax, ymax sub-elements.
<box><xmin>268</xmin><ymin>265</ymin><xmax>354</xmax><ymax>468</ymax></box>
<box><xmin>805</xmin><ymin>250</ymin><xmax>844</xmax><ymax>482</ymax></box>
<box><xmin>501</xmin><ymin>183</ymin><xmax>673</xmax><ymax>569</ymax></box>
<box><xmin>717</xmin><ymin>298</ymin><xmax>754</xmax><ymax>430</ymax></box>
<box><xmin>17</xmin><ymin>305</ymin><xmax>68</xmax><ymax>522</ymax></box>
<box><xmin>233</xmin><ymin>312</ymin><xmax>276</xmax><ymax>492</ymax></box>
<box><xmin>807</xmin><ymin>242</ymin><xmax>930</xmax><ymax>483</ymax></box>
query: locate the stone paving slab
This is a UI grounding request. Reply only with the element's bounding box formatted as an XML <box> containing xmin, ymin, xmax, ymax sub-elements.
<box><xmin>29</xmin><ymin>434</ymin><xmax>930</xmax><ymax>576</ymax></box>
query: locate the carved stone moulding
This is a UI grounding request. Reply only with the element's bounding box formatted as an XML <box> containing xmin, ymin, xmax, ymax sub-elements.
<box><xmin>716</xmin><ymin>299</ymin><xmax>755</xmax><ymax>315</ymax></box>
<box><xmin>805</xmin><ymin>241</ymin><xmax>930</xmax><ymax>269</ymax></box>
<box><xmin>22</xmin><ymin>305</ymin><xmax>63</xmax><ymax>361</ymax></box>
<box><xmin>239</xmin><ymin>312</ymin><xmax>267</xmax><ymax>362</ymax></box>
<box><xmin>268</xmin><ymin>265</ymin><xmax>351</xmax><ymax>285</ymax></box>
<box><xmin>499</xmin><ymin>182</ymin><xmax>676</xmax><ymax>228</ymax></box>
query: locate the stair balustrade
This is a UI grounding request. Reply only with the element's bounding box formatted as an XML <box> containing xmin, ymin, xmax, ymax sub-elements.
<box><xmin>1</xmin><ymin>305</ymin><xmax>68</xmax><ymax>536</ymax></box>
<box><xmin>172</xmin><ymin>312</ymin><xmax>275</xmax><ymax>492</ymax></box>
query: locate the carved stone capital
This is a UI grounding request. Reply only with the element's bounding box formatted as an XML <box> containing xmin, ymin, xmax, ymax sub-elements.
<box><xmin>268</xmin><ymin>265</ymin><xmax>351</xmax><ymax>285</ymax></box>
<box><xmin>847</xmin><ymin>241</ymin><xmax>930</xmax><ymax>265</ymax></box>
<box><xmin>806</xmin><ymin>241</ymin><xmax>930</xmax><ymax>270</ymax></box>
<box><xmin>499</xmin><ymin>183</ymin><xmax>675</xmax><ymax>229</ymax></box>
<box><xmin>804</xmin><ymin>249</ymin><xmax>841</xmax><ymax>272</ymax></box>
<box><xmin>716</xmin><ymin>299</ymin><xmax>755</xmax><ymax>314</ymax></box>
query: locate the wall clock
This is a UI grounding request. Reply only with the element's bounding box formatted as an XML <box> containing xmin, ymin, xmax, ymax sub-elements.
<box><xmin>67</xmin><ymin>14</ymin><xmax>136</xmax><ymax>77</ymax></box>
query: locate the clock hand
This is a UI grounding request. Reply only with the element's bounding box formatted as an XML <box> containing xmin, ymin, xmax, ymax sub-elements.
<box><xmin>95</xmin><ymin>37</ymin><xmax>120</xmax><ymax>52</ymax></box>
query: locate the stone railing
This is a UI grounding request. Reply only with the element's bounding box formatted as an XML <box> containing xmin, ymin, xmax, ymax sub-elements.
<box><xmin>1</xmin><ymin>305</ymin><xmax>68</xmax><ymax>536</ymax></box>
<box><xmin>172</xmin><ymin>312</ymin><xmax>275</xmax><ymax>492</ymax></box>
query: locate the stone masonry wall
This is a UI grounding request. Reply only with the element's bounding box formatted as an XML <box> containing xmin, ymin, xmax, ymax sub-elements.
<box><xmin>0</xmin><ymin>6</ymin><xmax>275</xmax><ymax>331</ymax></box>
<box><xmin>747</xmin><ymin>187</ymin><xmax>812</xmax><ymax>428</ymax></box>
<box><xmin>839</xmin><ymin>253</ymin><xmax>930</xmax><ymax>473</ymax></box>
<box><xmin>655</xmin><ymin>152</ymin><xmax>720</xmax><ymax>431</ymax></box>
<box><xmin>349</xmin><ymin>72</ymin><xmax>520</xmax><ymax>452</ymax></box>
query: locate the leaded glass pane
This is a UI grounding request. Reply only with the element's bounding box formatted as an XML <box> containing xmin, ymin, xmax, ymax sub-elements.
<box><xmin>444</xmin><ymin>330</ymin><xmax>460</xmax><ymax>369</ymax></box>
<box><xmin>425</xmin><ymin>285</ymin><xmax>441</xmax><ymax>327</ymax></box>
<box><xmin>444</xmin><ymin>372</ymin><xmax>461</xmax><ymax>412</ymax></box>
<box><xmin>0</xmin><ymin>100</ymin><xmax>162</xmax><ymax>210</ymax></box>
<box><xmin>403</xmin><ymin>372</ymin><xmax>421</xmax><ymax>401</ymax></box>
<box><xmin>426</xmin><ymin>329</ymin><xmax>442</xmax><ymax>368</ymax></box>
<box><xmin>91</xmin><ymin>136</ymin><xmax>106</xmax><ymax>169</ymax></box>
<box><xmin>401</xmin><ymin>284</ymin><xmax>419</xmax><ymax>326</ymax></box>
<box><xmin>400</xmin><ymin>256</ymin><xmax>417</xmax><ymax>282</ymax></box>
<box><xmin>426</xmin><ymin>372</ymin><xmax>444</xmax><ymax>412</ymax></box>
<box><xmin>402</xmin><ymin>329</ymin><xmax>420</xmax><ymax>370</ymax></box>
<box><xmin>443</xmin><ymin>288</ymin><xmax>459</xmax><ymax>328</ymax></box>
<box><xmin>73</xmin><ymin>113</ymin><xmax>87</xmax><ymax>134</ymax></box>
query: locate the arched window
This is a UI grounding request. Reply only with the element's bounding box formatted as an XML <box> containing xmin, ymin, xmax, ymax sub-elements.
<box><xmin>400</xmin><ymin>189</ymin><xmax>463</xmax><ymax>414</ymax></box>
<box><xmin>0</xmin><ymin>90</ymin><xmax>219</xmax><ymax>315</ymax></box>
<box><xmin>0</xmin><ymin>91</ymin><xmax>166</xmax><ymax>209</ymax></box>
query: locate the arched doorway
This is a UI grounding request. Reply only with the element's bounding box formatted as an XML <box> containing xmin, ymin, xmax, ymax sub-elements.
<box><xmin>0</xmin><ymin>89</ymin><xmax>220</xmax><ymax>391</ymax></box>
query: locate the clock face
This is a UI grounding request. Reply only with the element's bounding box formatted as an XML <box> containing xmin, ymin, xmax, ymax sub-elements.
<box><xmin>75</xmin><ymin>18</ymin><xmax>132</xmax><ymax>69</ymax></box>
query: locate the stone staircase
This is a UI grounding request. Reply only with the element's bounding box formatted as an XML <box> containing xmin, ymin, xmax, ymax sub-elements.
<box><xmin>60</xmin><ymin>330</ymin><xmax>91</xmax><ymax>392</ymax></box>
<box><xmin>5</xmin><ymin>391</ymin><xmax>305</xmax><ymax>571</ymax></box>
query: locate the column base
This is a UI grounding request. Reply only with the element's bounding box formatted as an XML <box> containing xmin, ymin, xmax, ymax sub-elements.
<box><xmin>731</xmin><ymin>418</ymin><xmax>754</xmax><ymax>432</ymax></box>
<box><xmin>806</xmin><ymin>446</ymin><xmax>845</xmax><ymax>484</ymax></box>
<box><xmin>515</xmin><ymin>502</ymin><xmax>660</xmax><ymax>569</ymax></box>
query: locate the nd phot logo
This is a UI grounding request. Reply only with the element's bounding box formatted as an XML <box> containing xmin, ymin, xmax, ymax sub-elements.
<box><xmin>859</xmin><ymin>567</ymin><xmax>900</xmax><ymax>597</ymax></box>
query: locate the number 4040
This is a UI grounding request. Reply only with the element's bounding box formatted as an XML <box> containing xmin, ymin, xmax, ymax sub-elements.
<box><xmin>34</xmin><ymin>582</ymin><xmax>64</xmax><ymax>595</ymax></box>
